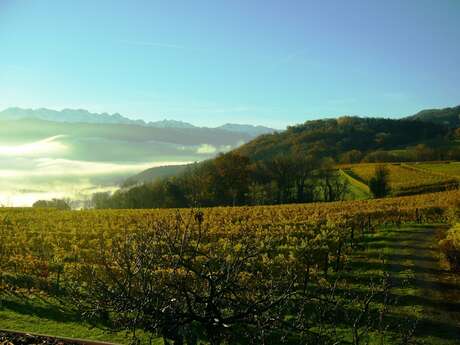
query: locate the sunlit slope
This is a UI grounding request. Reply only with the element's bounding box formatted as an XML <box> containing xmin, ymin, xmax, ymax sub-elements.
<box><xmin>236</xmin><ymin>117</ymin><xmax>449</xmax><ymax>161</ymax></box>
<box><xmin>341</xmin><ymin>162</ymin><xmax>459</xmax><ymax>196</ymax></box>
<box><xmin>411</xmin><ymin>162</ymin><xmax>460</xmax><ymax>179</ymax></box>
<box><xmin>338</xmin><ymin>169</ymin><xmax>372</xmax><ymax>200</ymax></box>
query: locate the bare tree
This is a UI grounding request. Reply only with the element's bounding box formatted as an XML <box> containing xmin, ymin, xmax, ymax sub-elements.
<box><xmin>72</xmin><ymin>211</ymin><xmax>299</xmax><ymax>345</ymax></box>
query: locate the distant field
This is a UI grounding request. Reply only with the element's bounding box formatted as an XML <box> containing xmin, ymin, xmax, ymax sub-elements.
<box><xmin>411</xmin><ymin>162</ymin><xmax>460</xmax><ymax>178</ymax></box>
<box><xmin>340</xmin><ymin>162</ymin><xmax>459</xmax><ymax>196</ymax></box>
<box><xmin>339</xmin><ymin>169</ymin><xmax>372</xmax><ymax>200</ymax></box>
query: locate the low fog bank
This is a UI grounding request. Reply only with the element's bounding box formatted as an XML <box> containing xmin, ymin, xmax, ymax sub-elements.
<box><xmin>0</xmin><ymin>135</ymin><xmax>199</xmax><ymax>207</ymax></box>
<box><xmin>0</xmin><ymin>159</ymin><xmax>190</xmax><ymax>207</ymax></box>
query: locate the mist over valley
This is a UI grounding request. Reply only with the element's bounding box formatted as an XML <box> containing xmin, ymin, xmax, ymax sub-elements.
<box><xmin>0</xmin><ymin>108</ymin><xmax>272</xmax><ymax>206</ymax></box>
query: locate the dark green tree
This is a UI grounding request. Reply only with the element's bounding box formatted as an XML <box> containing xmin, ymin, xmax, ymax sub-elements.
<box><xmin>369</xmin><ymin>165</ymin><xmax>391</xmax><ymax>198</ymax></box>
<box><xmin>32</xmin><ymin>198</ymin><xmax>71</xmax><ymax>210</ymax></box>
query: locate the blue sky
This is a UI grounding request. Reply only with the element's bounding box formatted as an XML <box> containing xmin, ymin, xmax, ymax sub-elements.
<box><xmin>0</xmin><ymin>0</ymin><xmax>459</xmax><ymax>128</ymax></box>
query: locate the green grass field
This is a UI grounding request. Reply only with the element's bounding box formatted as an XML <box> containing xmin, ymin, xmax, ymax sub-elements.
<box><xmin>0</xmin><ymin>293</ymin><xmax>137</xmax><ymax>344</ymax></box>
<box><xmin>343</xmin><ymin>225</ymin><xmax>460</xmax><ymax>344</ymax></box>
<box><xmin>339</xmin><ymin>169</ymin><xmax>372</xmax><ymax>200</ymax></box>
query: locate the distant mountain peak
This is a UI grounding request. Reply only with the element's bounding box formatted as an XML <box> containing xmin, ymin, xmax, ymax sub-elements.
<box><xmin>218</xmin><ymin>123</ymin><xmax>276</xmax><ymax>136</ymax></box>
<box><xmin>0</xmin><ymin>107</ymin><xmax>276</xmax><ymax>136</ymax></box>
<box><xmin>148</xmin><ymin>119</ymin><xmax>196</xmax><ymax>128</ymax></box>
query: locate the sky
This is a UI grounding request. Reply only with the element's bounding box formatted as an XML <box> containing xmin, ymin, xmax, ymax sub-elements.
<box><xmin>0</xmin><ymin>0</ymin><xmax>459</xmax><ymax>129</ymax></box>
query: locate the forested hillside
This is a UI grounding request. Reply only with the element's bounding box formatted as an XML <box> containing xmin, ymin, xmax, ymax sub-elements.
<box><xmin>122</xmin><ymin>164</ymin><xmax>188</xmax><ymax>187</ymax></box>
<box><xmin>236</xmin><ymin>117</ymin><xmax>457</xmax><ymax>162</ymax></box>
<box><xmin>406</xmin><ymin>105</ymin><xmax>460</xmax><ymax>128</ymax></box>
<box><xmin>96</xmin><ymin>116</ymin><xmax>460</xmax><ymax>209</ymax></box>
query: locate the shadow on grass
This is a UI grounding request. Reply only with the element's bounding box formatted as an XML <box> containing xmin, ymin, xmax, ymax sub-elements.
<box><xmin>342</xmin><ymin>225</ymin><xmax>460</xmax><ymax>342</ymax></box>
<box><xmin>363</xmin><ymin>252</ymin><xmax>438</xmax><ymax>263</ymax></box>
<box><xmin>341</xmin><ymin>271</ymin><xmax>460</xmax><ymax>296</ymax></box>
<box><xmin>411</xmin><ymin>316</ymin><xmax>460</xmax><ymax>341</ymax></box>
<box><xmin>366</xmin><ymin>242</ymin><xmax>433</xmax><ymax>251</ymax></box>
<box><xmin>303</xmin><ymin>284</ymin><xmax>460</xmax><ymax>342</ymax></box>
<box><xmin>0</xmin><ymin>294</ymin><xmax>80</xmax><ymax>323</ymax></box>
<box><xmin>362</xmin><ymin>234</ymin><xmax>431</xmax><ymax>244</ymax></box>
<box><xmin>348</xmin><ymin>261</ymin><xmax>445</xmax><ymax>276</ymax></box>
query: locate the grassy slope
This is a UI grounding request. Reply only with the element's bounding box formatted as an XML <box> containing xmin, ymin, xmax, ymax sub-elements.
<box><xmin>346</xmin><ymin>225</ymin><xmax>460</xmax><ymax>344</ymax></box>
<box><xmin>339</xmin><ymin>169</ymin><xmax>372</xmax><ymax>200</ymax></box>
<box><xmin>340</xmin><ymin>162</ymin><xmax>460</xmax><ymax>197</ymax></box>
<box><xmin>0</xmin><ymin>293</ymin><xmax>160</xmax><ymax>344</ymax></box>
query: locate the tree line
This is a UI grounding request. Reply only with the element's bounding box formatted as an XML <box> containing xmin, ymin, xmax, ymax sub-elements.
<box><xmin>91</xmin><ymin>151</ymin><xmax>350</xmax><ymax>209</ymax></box>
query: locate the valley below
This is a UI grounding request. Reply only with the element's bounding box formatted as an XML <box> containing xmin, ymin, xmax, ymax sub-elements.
<box><xmin>0</xmin><ymin>110</ymin><xmax>271</xmax><ymax>206</ymax></box>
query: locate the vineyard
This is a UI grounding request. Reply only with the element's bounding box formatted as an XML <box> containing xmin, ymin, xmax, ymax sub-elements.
<box><xmin>411</xmin><ymin>162</ymin><xmax>460</xmax><ymax>179</ymax></box>
<box><xmin>0</xmin><ymin>190</ymin><xmax>459</xmax><ymax>344</ymax></box>
<box><xmin>341</xmin><ymin>163</ymin><xmax>459</xmax><ymax>196</ymax></box>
